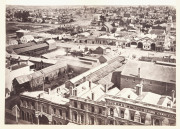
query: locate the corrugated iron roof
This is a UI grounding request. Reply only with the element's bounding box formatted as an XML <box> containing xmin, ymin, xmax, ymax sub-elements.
<box><xmin>14</xmin><ymin>43</ymin><xmax>48</xmax><ymax>54</ymax></box>
<box><xmin>15</xmin><ymin>74</ymin><xmax>32</xmax><ymax>84</ymax></box>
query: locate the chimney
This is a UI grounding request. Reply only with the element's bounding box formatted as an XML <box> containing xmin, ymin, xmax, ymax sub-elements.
<box><xmin>138</xmin><ymin>68</ymin><xmax>140</xmax><ymax>78</ymax></box>
<box><xmin>171</xmin><ymin>90</ymin><xmax>175</xmax><ymax>102</ymax></box>
<box><xmin>18</xmin><ymin>57</ymin><xmax>21</xmax><ymax>65</ymax></box>
<box><xmin>92</xmin><ymin>92</ymin><xmax>95</xmax><ymax>100</ymax></box>
<box><xmin>89</xmin><ymin>81</ymin><xmax>92</xmax><ymax>89</ymax></box>
<box><xmin>136</xmin><ymin>84</ymin><xmax>143</xmax><ymax>96</ymax></box>
<box><xmin>104</xmin><ymin>85</ymin><xmax>107</xmax><ymax>93</ymax></box>
<box><xmin>39</xmin><ymin>93</ymin><xmax>44</xmax><ymax>98</ymax></box>
<box><xmin>48</xmin><ymin>88</ymin><xmax>51</xmax><ymax>94</ymax></box>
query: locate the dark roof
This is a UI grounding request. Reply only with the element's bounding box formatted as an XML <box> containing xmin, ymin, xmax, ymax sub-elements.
<box><xmin>149</xmin><ymin>29</ymin><xmax>165</xmax><ymax>35</ymax></box>
<box><xmin>121</xmin><ymin>60</ymin><xmax>176</xmax><ymax>84</ymax></box>
<box><xmin>14</xmin><ymin>43</ymin><xmax>48</xmax><ymax>54</ymax></box>
<box><xmin>5</xmin><ymin>88</ymin><xmax>10</xmax><ymax>94</ymax></box>
<box><xmin>8</xmin><ymin>42</ymin><xmax>36</xmax><ymax>50</ymax></box>
<box><xmin>104</xmin><ymin>22</ymin><xmax>113</xmax><ymax>30</ymax></box>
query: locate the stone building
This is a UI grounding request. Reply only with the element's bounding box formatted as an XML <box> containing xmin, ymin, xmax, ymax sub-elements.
<box><xmin>19</xmin><ymin>82</ymin><xmax>176</xmax><ymax>125</ymax></box>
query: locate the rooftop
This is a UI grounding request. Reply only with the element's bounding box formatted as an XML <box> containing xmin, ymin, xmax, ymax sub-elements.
<box><xmin>121</xmin><ymin>60</ymin><xmax>176</xmax><ymax>84</ymax></box>
<box><xmin>14</xmin><ymin>43</ymin><xmax>48</xmax><ymax>54</ymax></box>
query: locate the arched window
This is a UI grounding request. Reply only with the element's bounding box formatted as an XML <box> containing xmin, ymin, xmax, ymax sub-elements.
<box><xmin>80</xmin><ymin>114</ymin><xmax>84</xmax><ymax>124</ymax></box>
<box><xmin>59</xmin><ymin>109</ymin><xmax>62</xmax><ymax>116</ymax></box>
<box><xmin>98</xmin><ymin>118</ymin><xmax>102</xmax><ymax>125</ymax></box>
<box><xmin>53</xmin><ymin>107</ymin><xmax>56</xmax><ymax>114</ymax></box>
<box><xmin>154</xmin><ymin>119</ymin><xmax>160</xmax><ymax>125</ymax></box>
<box><xmin>81</xmin><ymin>103</ymin><xmax>84</xmax><ymax>110</ymax></box>
<box><xmin>141</xmin><ymin>115</ymin><xmax>146</xmax><ymax>123</ymax></box>
<box><xmin>130</xmin><ymin>111</ymin><xmax>135</xmax><ymax>121</ymax></box>
<box><xmin>66</xmin><ymin>111</ymin><xmax>68</xmax><ymax>118</ymax></box>
<box><xmin>109</xmin><ymin>120</ymin><xmax>114</xmax><ymax>125</ymax></box>
<box><xmin>73</xmin><ymin>112</ymin><xmax>78</xmax><ymax>122</ymax></box>
<box><xmin>99</xmin><ymin>108</ymin><xmax>102</xmax><ymax>114</ymax></box>
<box><xmin>27</xmin><ymin>112</ymin><xmax>30</xmax><ymax>122</ymax></box>
<box><xmin>43</xmin><ymin>105</ymin><xmax>47</xmax><ymax>113</ymax></box>
<box><xmin>32</xmin><ymin>102</ymin><xmax>35</xmax><ymax>109</ymax></box>
<box><xmin>120</xmin><ymin>110</ymin><xmax>124</xmax><ymax>118</ymax></box>
<box><xmin>74</xmin><ymin>101</ymin><xmax>77</xmax><ymax>108</ymax></box>
<box><xmin>110</xmin><ymin>108</ymin><xmax>114</xmax><ymax>116</ymax></box>
<box><xmin>91</xmin><ymin>117</ymin><xmax>95</xmax><ymax>125</ymax></box>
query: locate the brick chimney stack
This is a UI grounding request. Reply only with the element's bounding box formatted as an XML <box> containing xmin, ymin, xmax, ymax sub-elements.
<box><xmin>138</xmin><ymin>68</ymin><xmax>140</xmax><ymax>78</ymax></box>
<box><xmin>136</xmin><ymin>84</ymin><xmax>143</xmax><ymax>96</ymax></box>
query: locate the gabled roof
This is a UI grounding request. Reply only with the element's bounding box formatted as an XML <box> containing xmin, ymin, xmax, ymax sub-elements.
<box><xmin>116</xmin><ymin>88</ymin><xmax>138</xmax><ymax>100</ymax></box>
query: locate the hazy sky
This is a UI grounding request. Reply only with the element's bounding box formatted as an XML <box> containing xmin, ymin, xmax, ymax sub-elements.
<box><xmin>6</xmin><ymin>0</ymin><xmax>176</xmax><ymax>6</ymax></box>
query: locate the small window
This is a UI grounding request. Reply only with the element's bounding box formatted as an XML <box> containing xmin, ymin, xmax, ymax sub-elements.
<box><xmin>81</xmin><ymin>103</ymin><xmax>84</xmax><ymax>110</ymax></box>
<box><xmin>53</xmin><ymin>108</ymin><xmax>56</xmax><ymax>114</ymax></box>
<box><xmin>150</xmin><ymin>81</ymin><xmax>152</xmax><ymax>85</ymax></box>
<box><xmin>99</xmin><ymin>108</ymin><xmax>102</xmax><ymax>114</ymax></box>
<box><xmin>133</xmin><ymin>78</ymin><xmax>135</xmax><ymax>82</ymax></box>
<box><xmin>91</xmin><ymin>106</ymin><xmax>95</xmax><ymax>112</ymax></box>
<box><xmin>128</xmin><ymin>95</ymin><xmax>130</xmax><ymax>98</ymax></box>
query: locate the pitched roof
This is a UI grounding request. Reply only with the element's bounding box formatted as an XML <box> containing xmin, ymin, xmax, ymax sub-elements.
<box><xmin>136</xmin><ymin>92</ymin><xmax>161</xmax><ymax>105</ymax></box>
<box><xmin>116</xmin><ymin>88</ymin><xmax>138</xmax><ymax>100</ymax></box>
<box><xmin>15</xmin><ymin>74</ymin><xmax>32</xmax><ymax>84</ymax></box>
<box><xmin>40</xmin><ymin>63</ymin><xmax>66</xmax><ymax>75</ymax></box>
<box><xmin>46</xmin><ymin>39</ymin><xmax>55</xmax><ymax>44</ymax></box>
<box><xmin>121</xmin><ymin>60</ymin><xmax>176</xmax><ymax>84</ymax></box>
<box><xmin>14</xmin><ymin>43</ymin><xmax>48</xmax><ymax>54</ymax></box>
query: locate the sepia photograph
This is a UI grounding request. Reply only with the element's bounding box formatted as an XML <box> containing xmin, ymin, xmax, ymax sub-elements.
<box><xmin>2</xmin><ymin>0</ymin><xmax>177</xmax><ymax>126</ymax></box>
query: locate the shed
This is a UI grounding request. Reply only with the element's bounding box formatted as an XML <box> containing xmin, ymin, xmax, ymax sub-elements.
<box><xmin>46</xmin><ymin>39</ymin><xmax>57</xmax><ymax>50</ymax></box>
